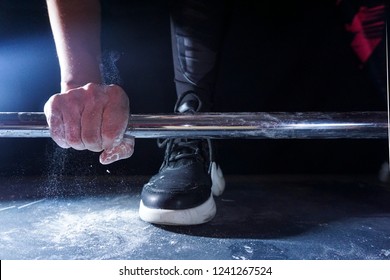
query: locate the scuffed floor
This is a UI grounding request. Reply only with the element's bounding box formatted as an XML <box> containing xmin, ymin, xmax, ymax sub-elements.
<box><xmin>1</xmin><ymin>175</ymin><xmax>390</xmax><ymax>260</ymax></box>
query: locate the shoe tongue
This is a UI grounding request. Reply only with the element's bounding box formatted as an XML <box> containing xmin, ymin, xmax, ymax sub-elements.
<box><xmin>176</xmin><ymin>94</ymin><xmax>201</xmax><ymax>113</ymax></box>
<box><xmin>167</xmin><ymin>139</ymin><xmax>200</xmax><ymax>168</ymax></box>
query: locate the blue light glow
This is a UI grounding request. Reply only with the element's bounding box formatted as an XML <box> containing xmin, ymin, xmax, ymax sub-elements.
<box><xmin>0</xmin><ymin>36</ymin><xmax>59</xmax><ymax>111</ymax></box>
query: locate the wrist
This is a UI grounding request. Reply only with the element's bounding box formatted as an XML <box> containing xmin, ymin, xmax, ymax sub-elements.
<box><xmin>61</xmin><ymin>74</ymin><xmax>102</xmax><ymax>92</ymax></box>
<box><xmin>60</xmin><ymin>81</ymin><xmax>83</xmax><ymax>92</ymax></box>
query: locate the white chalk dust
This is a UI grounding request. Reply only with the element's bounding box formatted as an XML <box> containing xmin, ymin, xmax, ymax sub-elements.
<box><xmin>32</xmin><ymin>196</ymin><xmax>152</xmax><ymax>259</ymax></box>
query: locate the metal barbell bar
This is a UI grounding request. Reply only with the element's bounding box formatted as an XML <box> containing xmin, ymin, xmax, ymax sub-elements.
<box><xmin>0</xmin><ymin>111</ymin><xmax>387</xmax><ymax>139</ymax></box>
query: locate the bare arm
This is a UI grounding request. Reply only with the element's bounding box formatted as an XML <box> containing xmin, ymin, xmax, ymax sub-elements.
<box><xmin>46</xmin><ymin>0</ymin><xmax>102</xmax><ymax>91</ymax></box>
<box><xmin>45</xmin><ymin>0</ymin><xmax>134</xmax><ymax>164</ymax></box>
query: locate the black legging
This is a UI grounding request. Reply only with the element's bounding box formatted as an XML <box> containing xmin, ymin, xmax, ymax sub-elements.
<box><xmin>170</xmin><ymin>0</ymin><xmax>231</xmax><ymax>111</ymax></box>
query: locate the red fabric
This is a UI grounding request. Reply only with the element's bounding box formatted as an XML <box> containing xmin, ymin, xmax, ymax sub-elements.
<box><xmin>345</xmin><ymin>5</ymin><xmax>385</xmax><ymax>63</ymax></box>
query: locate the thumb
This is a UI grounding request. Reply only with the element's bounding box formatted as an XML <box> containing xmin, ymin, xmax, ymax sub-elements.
<box><xmin>99</xmin><ymin>136</ymin><xmax>135</xmax><ymax>165</ymax></box>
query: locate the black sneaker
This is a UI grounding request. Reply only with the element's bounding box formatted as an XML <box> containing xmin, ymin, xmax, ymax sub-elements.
<box><xmin>139</xmin><ymin>92</ymin><xmax>225</xmax><ymax>225</ymax></box>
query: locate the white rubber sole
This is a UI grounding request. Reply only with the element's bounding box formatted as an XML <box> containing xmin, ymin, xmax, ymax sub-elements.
<box><xmin>139</xmin><ymin>194</ymin><xmax>216</xmax><ymax>226</ymax></box>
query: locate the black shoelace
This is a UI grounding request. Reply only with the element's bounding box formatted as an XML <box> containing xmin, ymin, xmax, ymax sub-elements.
<box><xmin>158</xmin><ymin>138</ymin><xmax>213</xmax><ymax>173</ymax></box>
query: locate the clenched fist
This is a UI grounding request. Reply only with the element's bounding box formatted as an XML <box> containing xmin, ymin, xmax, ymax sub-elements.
<box><xmin>44</xmin><ymin>83</ymin><xmax>135</xmax><ymax>164</ymax></box>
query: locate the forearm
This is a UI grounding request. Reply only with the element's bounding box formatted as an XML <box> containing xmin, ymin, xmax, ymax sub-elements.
<box><xmin>46</xmin><ymin>0</ymin><xmax>102</xmax><ymax>91</ymax></box>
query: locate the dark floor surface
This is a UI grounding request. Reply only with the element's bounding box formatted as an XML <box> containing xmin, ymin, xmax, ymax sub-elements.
<box><xmin>1</xmin><ymin>174</ymin><xmax>390</xmax><ymax>260</ymax></box>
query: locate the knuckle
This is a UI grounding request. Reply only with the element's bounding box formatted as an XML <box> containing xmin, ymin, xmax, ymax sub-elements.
<box><xmin>101</xmin><ymin>128</ymin><xmax>117</xmax><ymax>142</ymax></box>
<box><xmin>65</xmin><ymin>127</ymin><xmax>81</xmax><ymax>146</ymax></box>
<box><xmin>53</xmin><ymin>137</ymin><xmax>69</xmax><ymax>149</ymax></box>
<box><xmin>83</xmin><ymin>84</ymin><xmax>108</xmax><ymax>105</ymax></box>
<box><xmin>83</xmin><ymin>82</ymin><xmax>97</xmax><ymax>91</ymax></box>
<box><xmin>82</xmin><ymin>131</ymin><xmax>102</xmax><ymax>149</ymax></box>
<box><xmin>83</xmin><ymin>83</ymin><xmax>103</xmax><ymax>96</ymax></box>
<box><xmin>57</xmin><ymin>92</ymin><xmax>78</xmax><ymax>108</ymax></box>
<box><xmin>44</xmin><ymin>94</ymin><xmax>61</xmax><ymax>112</ymax></box>
<box><xmin>107</xmin><ymin>84</ymin><xmax>127</xmax><ymax>100</ymax></box>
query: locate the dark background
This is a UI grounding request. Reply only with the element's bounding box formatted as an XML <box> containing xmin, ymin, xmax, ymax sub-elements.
<box><xmin>0</xmin><ymin>0</ymin><xmax>387</xmax><ymax>178</ymax></box>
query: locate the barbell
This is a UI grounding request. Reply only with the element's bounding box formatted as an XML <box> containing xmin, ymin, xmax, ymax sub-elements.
<box><xmin>0</xmin><ymin>111</ymin><xmax>387</xmax><ymax>139</ymax></box>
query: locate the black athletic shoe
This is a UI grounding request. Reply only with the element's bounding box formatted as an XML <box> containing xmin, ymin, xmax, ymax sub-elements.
<box><xmin>139</xmin><ymin>92</ymin><xmax>225</xmax><ymax>225</ymax></box>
